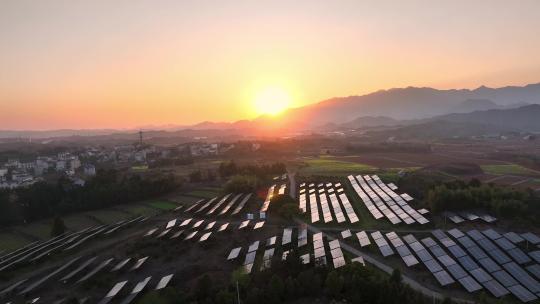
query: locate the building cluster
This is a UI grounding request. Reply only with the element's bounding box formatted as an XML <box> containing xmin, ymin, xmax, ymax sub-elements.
<box><xmin>0</xmin><ymin>152</ymin><xmax>96</xmax><ymax>189</ymax></box>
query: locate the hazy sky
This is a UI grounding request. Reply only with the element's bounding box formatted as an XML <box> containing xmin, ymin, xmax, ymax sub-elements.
<box><xmin>2</xmin><ymin>0</ymin><xmax>540</xmax><ymax>130</ymax></box>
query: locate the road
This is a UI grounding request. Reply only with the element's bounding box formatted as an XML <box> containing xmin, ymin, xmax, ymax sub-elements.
<box><xmin>295</xmin><ymin>219</ymin><xmax>475</xmax><ymax>304</ymax></box>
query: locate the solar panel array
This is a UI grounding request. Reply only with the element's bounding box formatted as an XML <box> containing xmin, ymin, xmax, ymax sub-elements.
<box><xmin>385</xmin><ymin>232</ymin><xmax>419</xmax><ymax>267</ymax></box>
<box><xmin>433</xmin><ymin>229</ymin><xmax>509</xmax><ymax>298</ymax></box>
<box><xmin>444</xmin><ymin>211</ymin><xmax>497</xmax><ymax>224</ymax></box>
<box><xmin>437</xmin><ymin>229</ymin><xmax>540</xmax><ymax>302</ymax></box>
<box><xmin>0</xmin><ymin>216</ymin><xmax>145</xmax><ymax>273</ymax></box>
<box><xmin>299</xmin><ymin>182</ymin><xmax>358</xmax><ymax>224</ymax></box>
<box><xmin>348</xmin><ymin>175</ymin><xmax>428</xmax><ymax>225</ymax></box>
<box><xmin>261</xmin><ymin>185</ymin><xmax>276</xmax><ymax>212</ymax></box>
<box><xmin>328</xmin><ymin>240</ymin><xmax>346</xmax><ymax>269</ymax></box>
<box><xmin>371</xmin><ymin>231</ymin><xmax>394</xmax><ymax>257</ymax></box>
<box><xmin>421</xmin><ymin>235</ymin><xmax>486</xmax><ymax>293</ymax></box>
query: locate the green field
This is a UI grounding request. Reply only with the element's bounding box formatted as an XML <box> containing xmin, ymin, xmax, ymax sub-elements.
<box><xmin>0</xmin><ymin>233</ymin><xmax>31</xmax><ymax>251</ymax></box>
<box><xmin>118</xmin><ymin>204</ymin><xmax>159</xmax><ymax>217</ymax></box>
<box><xmin>146</xmin><ymin>200</ymin><xmax>178</xmax><ymax>210</ymax></box>
<box><xmin>299</xmin><ymin>158</ymin><xmax>376</xmax><ymax>176</ymax></box>
<box><xmin>481</xmin><ymin>164</ymin><xmax>540</xmax><ymax>176</ymax></box>
<box><xmin>87</xmin><ymin>209</ymin><xmax>130</xmax><ymax>224</ymax></box>
<box><xmin>187</xmin><ymin>190</ymin><xmax>220</xmax><ymax>199</ymax></box>
<box><xmin>16</xmin><ymin>222</ymin><xmax>52</xmax><ymax>239</ymax></box>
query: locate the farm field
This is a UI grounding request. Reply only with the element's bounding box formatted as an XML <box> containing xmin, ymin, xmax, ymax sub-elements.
<box><xmin>481</xmin><ymin>164</ymin><xmax>540</xmax><ymax>177</ymax></box>
<box><xmin>186</xmin><ymin>189</ymin><xmax>221</xmax><ymax>199</ymax></box>
<box><xmin>145</xmin><ymin>200</ymin><xmax>178</xmax><ymax>210</ymax></box>
<box><xmin>0</xmin><ymin>232</ymin><xmax>32</xmax><ymax>251</ymax></box>
<box><xmin>337</xmin><ymin>152</ymin><xmax>502</xmax><ymax>168</ymax></box>
<box><xmin>299</xmin><ymin>157</ymin><xmax>376</xmax><ymax>176</ymax></box>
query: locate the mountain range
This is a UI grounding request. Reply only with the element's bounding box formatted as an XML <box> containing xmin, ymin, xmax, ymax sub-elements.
<box><xmin>1</xmin><ymin>82</ymin><xmax>540</xmax><ymax>139</ymax></box>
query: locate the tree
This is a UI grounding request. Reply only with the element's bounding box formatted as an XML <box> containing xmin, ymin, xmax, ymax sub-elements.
<box><xmin>223</xmin><ymin>175</ymin><xmax>261</xmax><ymax>193</ymax></box>
<box><xmin>195</xmin><ymin>274</ymin><xmax>213</xmax><ymax>302</ymax></box>
<box><xmin>51</xmin><ymin>216</ymin><xmax>66</xmax><ymax>237</ymax></box>
<box><xmin>390</xmin><ymin>268</ymin><xmax>402</xmax><ymax>285</ymax></box>
<box><xmin>266</xmin><ymin>274</ymin><xmax>284</xmax><ymax>304</ymax></box>
<box><xmin>325</xmin><ymin>270</ymin><xmax>344</xmax><ymax>298</ymax></box>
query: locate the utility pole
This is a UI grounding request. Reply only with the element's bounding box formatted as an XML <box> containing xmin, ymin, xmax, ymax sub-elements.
<box><xmin>138</xmin><ymin>130</ymin><xmax>143</xmax><ymax>146</ymax></box>
<box><xmin>236</xmin><ymin>280</ymin><xmax>241</xmax><ymax>304</ymax></box>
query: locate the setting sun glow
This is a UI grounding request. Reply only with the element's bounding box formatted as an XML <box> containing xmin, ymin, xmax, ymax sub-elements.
<box><xmin>253</xmin><ymin>87</ymin><xmax>292</xmax><ymax>116</ymax></box>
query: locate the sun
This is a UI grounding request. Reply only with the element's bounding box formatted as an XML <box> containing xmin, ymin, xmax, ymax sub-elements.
<box><xmin>253</xmin><ymin>87</ymin><xmax>292</xmax><ymax>116</ymax></box>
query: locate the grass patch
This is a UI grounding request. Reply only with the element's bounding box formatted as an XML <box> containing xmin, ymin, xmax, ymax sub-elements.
<box><xmin>187</xmin><ymin>190</ymin><xmax>219</xmax><ymax>199</ymax></box>
<box><xmin>119</xmin><ymin>204</ymin><xmax>159</xmax><ymax>217</ymax></box>
<box><xmin>299</xmin><ymin>158</ymin><xmax>376</xmax><ymax>176</ymax></box>
<box><xmin>132</xmin><ymin>165</ymin><xmax>149</xmax><ymax>171</ymax></box>
<box><xmin>17</xmin><ymin>222</ymin><xmax>51</xmax><ymax>240</ymax></box>
<box><xmin>87</xmin><ymin>210</ymin><xmax>129</xmax><ymax>224</ymax></box>
<box><xmin>481</xmin><ymin>164</ymin><xmax>540</xmax><ymax>176</ymax></box>
<box><xmin>146</xmin><ymin>200</ymin><xmax>178</xmax><ymax>210</ymax></box>
<box><xmin>0</xmin><ymin>233</ymin><xmax>31</xmax><ymax>251</ymax></box>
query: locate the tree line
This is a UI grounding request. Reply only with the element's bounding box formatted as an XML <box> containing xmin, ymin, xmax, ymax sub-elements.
<box><xmin>138</xmin><ymin>251</ymin><xmax>457</xmax><ymax>304</ymax></box>
<box><xmin>424</xmin><ymin>179</ymin><xmax>539</xmax><ymax>221</ymax></box>
<box><xmin>0</xmin><ymin>169</ymin><xmax>179</xmax><ymax>227</ymax></box>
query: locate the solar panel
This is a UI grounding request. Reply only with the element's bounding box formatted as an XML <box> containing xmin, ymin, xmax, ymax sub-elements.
<box><xmin>156</xmin><ymin>229</ymin><xmax>171</xmax><ymax>238</ymax></box>
<box><xmin>204</xmin><ymin>221</ymin><xmax>216</xmax><ymax>230</ymax></box>
<box><xmin>356</xmin><ymin>232</ymin><xmax>371</xmax><ymax>247</ymax></box>
<box><xmin>59</xmin><ymin>256</ymin><xmax>96</xmax><ymax>282</ymax></box>
<box><xmin>341</xmin><ymin>229</ymin><xmax>352</xmax><ymax>239</ymax></box>
<box><xmin>503</xmin><ymin>262</ymin><xmax>540</xmax><ymax>294</ymax></box>
<box><xmin>458</xmin><ymin>275</ymin><xmax>483</xmax><ymax>292</ymax></box>
<box><xmin>103</xmin><ymin>280</ymin><xmax>128</xmax><ymax>299</ymax></box>
<box><xmin>504</xmin><ymin>232</ymin><xmax>525</xmax><ymax>244</ymax></box>
<box><xmin>77</xmin><ymin>258</ymin><xmax>114</xmax><ymax>283</ymax></box>
<box><xmin>192</xmin><ymin>220</ymin><xmax>204</xmax><ymax>228</ymax></box>
<box><xmin>218</xmin><ymin>223</ymin><xmax>229</xmax><ymax>232</ymax></box>
<box><xmin>238</xmin><ymin>220</ymin><xmax>250</xmax><ymax>229</ymax></box>
<box><xmin>521</xmin><ymin>233</ymin><xmax>540</xmax><ymax>245</ymax></box>
<box><xmin>155</xmin><ymin>274</ymin><xmax>174</xmax><ymax>290</ymax></box>
<box><xmin>494</xmin><ymin>237</ymin><xmax>516</xmax><ymax>251</ymax></box>
<box><xmin>526</xmin><ymin>264</ymin><xmax>540</xmax><ymax>280</ymax></box>
<box><xmin>507</xmin><ymin>248</ymin><xmax>532</xmax><ymax>264</ymax></box>
<box><xmin>437</xmin><ymin>255</ymin><xmax>457</xmax><ymax>267</ymax></box>
<box><xmin>243</xmin><ymin>252</ymin><xmax>256</xmax><ymax>265</ymax></box>
<box><xmin>433</xmin><ymin>270</ymin><xmax>455</xmax><ymax>286</ymax></box>
<box><xmin>530</xmin><ymin>251</ymin><xmax>540</xmax><ymax>263</ymax></box>
<box><xmin>199</xmin><ymin>232</ymin><xmax>212</xmax><ymax>242</ymax></box>
<box><xmin>489</xmin><ymin>248</ymin><xmax>512</xmax><ymax>265</ymax></box>
<box><xmin>492</xmin><ymin>269</ymin><xmax>519</xmax><ymax>288</ymax></box>
<box><xmin>467</xmin><ymin>246</ymin><xmax>488</xmax><ymax>260</ymax></box>
<box><xmin>482</xmin><ymin>229</ymin><xmax>502</xmax><ymax>240</ymax></box>
<box><xmin>300</xmin><ymin>254</ymin><xmax>310</xmax><ymax>264</ymax></box>
<box><xmin>457</xmin><ymin>236</ymin><xmax>476</xmax><ymax>248</ymax></box>
<box><xmin>457</xmin><ymin>256</ymin><xmax>480</xmax><ymax>271</ymax></box>
<box><xmin>447</xmin><ymin>245</ymin><xmax>467</xmax><ymax>258</ymax></box>
<box><xmin>482</xmin><ymin>279</ymin><xmax>509</xmax><ymax>298</ymax></box>
<box><xmin>227</xmin><ymin>247</ymin><xmax>241</xmax><ymax>260</ymax></box>
<box><xmin>129</xmin><ymin>256</ymin><xmax>148</xmax><ymax>271</ymax></box>
<box><xmin>446</xmin><ymin>263</ymin><xmax>468</xmax><ymax>279</ymax></box>
<box><xmin>282</xmin><ymin>228</ymin><xmax>292</xmax><ymax>245</ymax></box>
<box><xmin>179</xmin><ymin>218</ymin><xmax>192</xmax><ymax>227</ymax></box>
<box><xmin>507</xmin><ymin>284</ymin><xmax>538</xmax><ymax>302</ymax></box>
<box><xmin>478</xmin><ymin>257</ymin><xmax>502</xmax><ymax>273</ymax></box>
<box><xmin>165</xmin><ymin>219</ymin><xmax>177</xmax><ymax>229</ymax></box>
<box><xmin>424</xmin><ymin>259</ymin><xmax>443</xmax><ymax>273</ymax></box>
<box><xmin>253</xmin><ymin>221</ymin><xmax>265</xmax><ymax>230</ymax></box>
<box><xmin>19</xmin><ymin>256</ymin><xmax>81</xmax><ymax>295</ymax></box>
<box><xmin>184</xmin><ymin>231</ymin><xmax>198</xmax><ymax>240</ymax></box>
<box><xmin>170</xmin><ymin>230</ymin><xmax>185</xmax><ymax>239</ymax></box>
<box><xmin>232</xmin><ymin>193</ymin><xmax>252</xmax><ymax>215</ymax></box>
<box><xmin>248</xmin><ymin>241</ymin><xmax>260</xmax><ymax>253</ymax></box>
<box><xmin>267</xmin><ymin>236</ymin><xmax>277</xmax><ymax>247</ymax></box>
<box><xmin>470</xmin><ymin>268</ymin><xmax>493</xmax><ymax>283</ymax></box>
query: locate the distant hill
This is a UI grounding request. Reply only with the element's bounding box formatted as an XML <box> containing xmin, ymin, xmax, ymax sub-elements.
<box><xmin>365</xmin><ymin>104</ymin><xmax>540</xmax><ymax>140</ymax></box>
<box><xmin>283</xmin><ymin>83</ymin><xmax>540</xmax><ymax>127</ymax></box>
<box><xmin>436</xmin><ymin>104</ymin><xmax>540</xmax><ymax>132</ymax></box>
<box><xmin>452</xmin><ymin>99</ymin><xmax>498</xmax><ymax>113</ymax></box>
<box><xmin>340</xmin><ymin>116</ymin><xmax>402</xmax><ymax>128</ymax></box>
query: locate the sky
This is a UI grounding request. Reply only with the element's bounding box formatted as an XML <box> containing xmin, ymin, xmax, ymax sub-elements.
<box><xmin>1</xmin><ymin>0</ymin><xmax>540</xmax><ymax>130</ymax></box>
